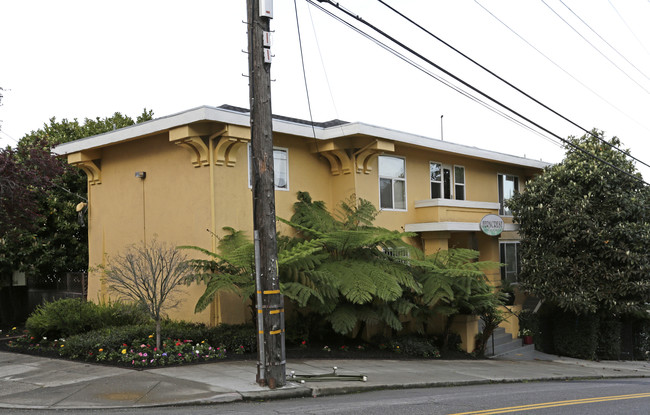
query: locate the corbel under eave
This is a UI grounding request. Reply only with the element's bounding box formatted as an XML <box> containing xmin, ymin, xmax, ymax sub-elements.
<box><xmin>68</xmin><ymin>151</ymin><xmax>102</xmax><ymax>185</ymax></box>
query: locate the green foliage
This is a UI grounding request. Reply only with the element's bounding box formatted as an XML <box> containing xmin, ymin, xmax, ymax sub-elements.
<box><xmin>25</xmin><ymin>298</ymin><xmax>150</xmax><ymax>339</ymax></box>
<box><xmin>389</xmin><ymin>336</ymin><xmax>441</xmax><ymax>358</ymax></box>
<box><xmin>633</xmin><ymin>319</ymin><xmax>650</xmax><ymax>360</ymax></box>
<box><xmin>185</xmin><ymin>192</ymin><xmax>502</xmax><ymax>340</ymax></box>
<box><xmin>508</xmin><ymin>130</ymin><xmax>650</xmax><ymax>315</ymax></box>
<box><xmin>58</xmin><ymin>321</ymin><xmax>256</xmax><ymax>360</ymax></box>
<box><xmin>552</xmin><ymin>310</ymin><xmax>599</xmax><ymax>360</ymax></box>
<box><xmin>0</xmin><ymin>110</ymin><xmax>154</xmax><ymax>284</ymax></box>
<box><xmin>597</xmin><ymin>317</ymin><xmax>622</xmax><ymax>360</ymax></box>
<box><xmin>182</xmin><ymin>228</ymin><xmax>256</xmax><ymax>313</ymax></box>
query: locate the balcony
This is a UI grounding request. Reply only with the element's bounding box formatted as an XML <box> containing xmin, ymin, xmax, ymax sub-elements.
<box><xmin>405</xmin><ymin>199</ymin><xmax>519</xmax><ymax>233</ymax></box>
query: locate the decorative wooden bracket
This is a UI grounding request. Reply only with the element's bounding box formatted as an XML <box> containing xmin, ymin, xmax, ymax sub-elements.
<box><xmin>354</xmin><ymin>139</ymin><xmax>395</xmax><ymax>174</ymax></box>
<box><xmin>68</xmin><ymin>150</ymin><xmax>102</xmax><ymax>185</ymax></box>
<box><xmin>321</xmin><ymin>149</ymin><xmax>353</xmax><ymax>176</ymax></box>
<box><xmin>174</xmin><ymin>136</ymin><xmax>209</xmax><ymax>167</ymax></box>
<box><xmin>169</xmin><ymin>124</ymin><xmax>214</xmax><ymax>167</ymax></box>
<box><xmin>213</xmin><ymin>124</ymin><xmax>251</xmax><ymax>167</ymax></box>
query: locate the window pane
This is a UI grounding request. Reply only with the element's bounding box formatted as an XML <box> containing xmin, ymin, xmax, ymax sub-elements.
<box><xmin>455</xmin><ymin>185</ymin><xmax>465</xmax><ymax>200</ymax></box>
<box><xmin>454</xmin><ymin>166</ymin><xmax>465</xmax><ymax>184</ymax></box>
<box><xmin>273</xmin><ymin>149</ymin><xmax>288</xmax><ymax>189</ymax></box>
<box><xmin>500</xmin><ymin>242</ymin><xmax>520</xmax><ymax>282</ymax></box>
<box><xmin>431</xmin><ymin>182</ymin><xmax>441</xmax><ymax>198</ymax></box>
<box><xmin>380</xmin><ymin>178</ymin><xmax>393</xmax><ymax>209</ymax></box>
<box><xmin>443</xmin><ymin>168</ymin><xmax>451</xmax><ymax>199</ymax></box>
<box><xmin>379</xmin><ymin>156</ymin><xmax>405</xmax><ymax>178</ymax></box>
<box><xmin>500</xmin><ymin>175</ymin><xmax>518</xmax><ymax>215</ymax></box>
<box><xmin>430</xmin><ymin>163</ymin><xmax>441</xmax><ymax>181</ymax></box>
<box><xmin>393</xmin><ymin>180</ymin><xmax>406</xmax><ymax>209</ymax></box>
<box><xmin>503</xmin><ymin>175</ymin><xmax>516</xmax><ymax>200</ymax></box>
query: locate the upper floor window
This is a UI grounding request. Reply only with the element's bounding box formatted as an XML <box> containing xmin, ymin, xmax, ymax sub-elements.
<box><xmin>379</xmin><ymin>156</ymin><xmax>406</xmax><ymax>210</ymax></box>
<box><xmin>498</xmin><ymin>174</ymin><xmax>519</xmax><ymax>215</ymax></box>
<box><xmin>500</xmin><ymin>241</ymin><xmax>520</xmax><ymax>282</ymax></box>
<box><xmin>430</xmin><ymin>162</ymin><xmax>465</xmax><ymax>200</ymax></box>
<box><xmin>248</xmin><ymin>145</ymin><xmax>289</xmax><ymax>190</ymax></box>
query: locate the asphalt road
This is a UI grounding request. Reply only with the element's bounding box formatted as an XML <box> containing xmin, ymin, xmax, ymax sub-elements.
<box><xmin>3</xmin><ymin>378</ymin><xmax>649</xmax><ymax>414</ymax></box>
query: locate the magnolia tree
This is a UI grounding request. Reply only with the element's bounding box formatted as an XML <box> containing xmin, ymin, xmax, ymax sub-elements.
<box><xmin>508</xmin><ymin>130</ymin><xmax>650</xmax><ymax>315</ymax></box>
<box><xmin>104</xmin><ymin>239</ymin><xmax>191</xmax><ymax>349</ymax></box>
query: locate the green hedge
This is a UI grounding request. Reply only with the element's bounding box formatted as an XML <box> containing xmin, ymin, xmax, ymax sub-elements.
<box><xmin>597</xmin><ymin>317</ymin><xmax>621</xmax><ymax>360</ymax></box>
<box><xmin>552</xmin><ymin>311</ymin><xmax>598</xmax><ymax>360</ymax></box>
<box><xmin>25</xmin><ymin>299</ymin><xmax>150</xmax><ymax>339</ymax></box>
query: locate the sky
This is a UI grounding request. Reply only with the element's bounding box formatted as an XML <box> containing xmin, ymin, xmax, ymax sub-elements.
<box><xmin>1</xmin><ymin>0</ymin><xmax>649</xmax><ymax>179</ymax></box>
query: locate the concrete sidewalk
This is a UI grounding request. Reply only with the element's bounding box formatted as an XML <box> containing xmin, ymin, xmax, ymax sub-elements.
<box><xmin>1</xmin><ymin>349</ymin><xmax>649</xmax><ymax>410</ymax></box>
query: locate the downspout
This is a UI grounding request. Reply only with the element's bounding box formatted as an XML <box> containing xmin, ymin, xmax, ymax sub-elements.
<box><xmin>208</xmin><ymin>127</ymin><xmax>227</xmax><ymax>325</ymax></box>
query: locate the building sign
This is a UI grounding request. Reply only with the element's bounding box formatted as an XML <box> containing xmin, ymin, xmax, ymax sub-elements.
<box><xmin>480</xmin><ymin>214</ymin><xmax>504</xmax><ymax>236</ymax></box>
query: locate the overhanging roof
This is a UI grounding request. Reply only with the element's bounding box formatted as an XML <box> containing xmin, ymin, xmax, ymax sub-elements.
<box><xmin>52</xmin><ymin>105</ymin><xmax>550</xmax><ymax>169</ymax></box>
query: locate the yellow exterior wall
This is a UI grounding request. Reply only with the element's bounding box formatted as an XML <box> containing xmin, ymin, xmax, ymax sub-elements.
<box><xmin>72</xmin><ymin>119</ymin><xmax>541</xmax><ymax>352</ymax></box>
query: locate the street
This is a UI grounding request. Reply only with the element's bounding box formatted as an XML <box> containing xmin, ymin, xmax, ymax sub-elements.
<box><xmin>3</xmin><ymin>378</ymin><xmax>649</xmax><ymax>414</ymax></box>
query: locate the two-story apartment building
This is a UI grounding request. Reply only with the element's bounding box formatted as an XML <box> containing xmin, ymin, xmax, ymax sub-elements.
<box><xmin>53</xmin><ymin>105</ymin><xmax>548</xmax><ymax>351</ymax></box>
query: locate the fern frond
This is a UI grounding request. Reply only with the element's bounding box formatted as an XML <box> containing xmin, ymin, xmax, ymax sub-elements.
<box><xmin>327</xmin><ymin>304</ymin><xmax>358</xmax><ymax>334</ymax></box>
<box><xmin>280</xmin><ymin>282</ymin><xmax>324</xmax><ymax>307</ymax></box>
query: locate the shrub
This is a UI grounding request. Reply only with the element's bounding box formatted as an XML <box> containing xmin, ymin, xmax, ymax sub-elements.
<box><xmin>597</xmin><ymin>317</ymin><xmax>621</xmax><ymax>360</ymax></box>
<box><xmin>390</xmin><ymin>336</ymin><xmax>440</xmax><ymax>358</ymax></box>
<box><xmin>25</xmin><ymin>299</ymin><xmax>149</xmax><ymax>339</ymax></box>
<box><xmin>535</xmin><ymin>304</ymin><xmax>559</xmax><ymax>354</ymax></box>
<box><xmin>552</xmin><ymin>311</ymin><xmax>598</xmax><ymax>360</ymax></box>
<box><xmin>633</xmin><ymin>319</ymin><xmax>650</xmax><ymax>361</ymax></box>
<box><xmin>26</xmin><ymin>299</ymin><xmax>101</xmax><ymax>339</ymax></box>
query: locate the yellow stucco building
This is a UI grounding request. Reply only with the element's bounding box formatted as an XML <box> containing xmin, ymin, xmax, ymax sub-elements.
<box><xmin>53</xmin><ymin>105</ymin><xmax>547</xmax><ymax>351</ymax></box>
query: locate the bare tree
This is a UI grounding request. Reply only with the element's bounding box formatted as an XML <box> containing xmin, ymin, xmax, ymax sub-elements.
<box><xmin>104</xmin><ymin>239</ymin><xmax>190</xmax><ymax>349</ymax></box>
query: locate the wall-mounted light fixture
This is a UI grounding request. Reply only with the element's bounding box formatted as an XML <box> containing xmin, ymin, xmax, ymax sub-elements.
<box><xmin>135</xmin><ymin>171</ymin><xmax>146</xmax><ymax>179</ymax></box>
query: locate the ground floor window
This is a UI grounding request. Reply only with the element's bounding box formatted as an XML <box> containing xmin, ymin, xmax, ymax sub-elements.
<box><xmin>500</xmin><ymin>241</ymin><xmax>520</xmax><ymax>282</ymax></box>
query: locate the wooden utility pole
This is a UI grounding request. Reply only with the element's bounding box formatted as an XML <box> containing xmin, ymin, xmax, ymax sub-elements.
<box><xmin>247</xmin><ymin>0</ymin><xmax>286</xmax><ymax>388</ymax></box>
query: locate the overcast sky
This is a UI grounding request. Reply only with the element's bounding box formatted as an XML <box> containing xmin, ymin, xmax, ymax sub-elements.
<box><xmin>2</xmin><ymin>0</ymin><xmax>649</xmax><ymax>179</ymax></box>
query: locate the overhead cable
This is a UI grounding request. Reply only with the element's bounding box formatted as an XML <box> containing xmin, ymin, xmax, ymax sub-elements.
<box><xmin>474</xmin><ymin>0</ymin><xmax>650</xmax><ymax>138</ymax></box>
<box><xmin>306</xmin><ymin>0</ymin><xmax>562</xmax><ymax>148</ymax></box>
<box><xmin>541</xmin><ymin>0</ymin><xmax>650</xmax><ymax>95</ymax></box>
<box><xmin>313</xmin><ymin>0</ymin><xmax>648</xmax><ymax>186</ymax></box>
<box><xmin>559</xmin><ymin>0</ymin><xmax>650</xmax><ymax>83</ymax></box>
<box><xmin>379</xmin><ymin>0</ymin><xmax>650</xmax><ymax>171</ymax></box>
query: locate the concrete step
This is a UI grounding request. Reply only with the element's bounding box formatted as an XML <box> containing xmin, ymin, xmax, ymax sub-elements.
<box><xmin>486</xmin><ymin>327</ymin><xmax>531</xmax><ymax>356</ymax></box>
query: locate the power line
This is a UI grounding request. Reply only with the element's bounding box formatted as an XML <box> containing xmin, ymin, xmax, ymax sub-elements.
<box><xmin>558</xmin><ymin>0</ymin><xmax>650</xmax><ymax>83</ymax></box>
<box><xmin>306</xmin><ymin>0</ymin><xmax>563</xmax><ymax>149</ymax></box>
<box><xmin>474</xmin><ymin>0</ymin><xmax>650</xmax><ymax>137</ymax></box>
<box><xmin>0</xmin><ymin>130</ymin><xmax>19</xmax><ymax>144</ymax></box>
<box><xmin>541</xmin><ymin>0</ymin><xmax>650</xmax><ymax>95</ymax></box>
<box><xmin>608</xmin><ymin>0</ymin><xmax>650</xmax><ymax>60</ymax></box>
<box><xmin>377</xmin><ymin>0</ymin><xmax>650</xmax><ymax>171</ymax></box>
<box><xmin>313</xmin><ymin>0</ymin><xmax>648</xmax><ymax>186</ymax></box>
<box><xmin>293</xmin><ymin>0</ymin><xmax>318</xmax><ymax>141</ymax></box>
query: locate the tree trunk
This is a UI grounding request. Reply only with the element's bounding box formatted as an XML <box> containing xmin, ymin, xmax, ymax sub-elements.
<box><xmin>156</xmin><ymin>318</ymin><xmax>161</xmax><ymax>350</ymax></box>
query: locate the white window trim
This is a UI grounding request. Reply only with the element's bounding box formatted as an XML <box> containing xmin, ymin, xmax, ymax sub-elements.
<box><xmin>498</xmin><ymin>173</ymin><xmax>519</xmax><ymax>216</ymax></box>
<box><xmin>429</xmin><ymin>161</ymin><xmax>442</xmax><ymax>199</ymax></box>
<box><xmin>248</xmin><ymin>144</ymin><xmax>290</xmax><ymax>191</ymax></box>
<box><xmin>454</xmin><ymin>164</ymin><xmax>466</xmax><ymax>201</ymax></box>
<box><xmin>379</xmin><ymin>155</ymin><xmax>408</xmax><ymax>211</ymax></box>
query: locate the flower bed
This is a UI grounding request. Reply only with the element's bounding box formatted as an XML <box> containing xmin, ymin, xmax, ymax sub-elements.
<box><xmin>5</xmin><ymin>331</ymin><xmax>228</xmax><ymax>368</ymax></box>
